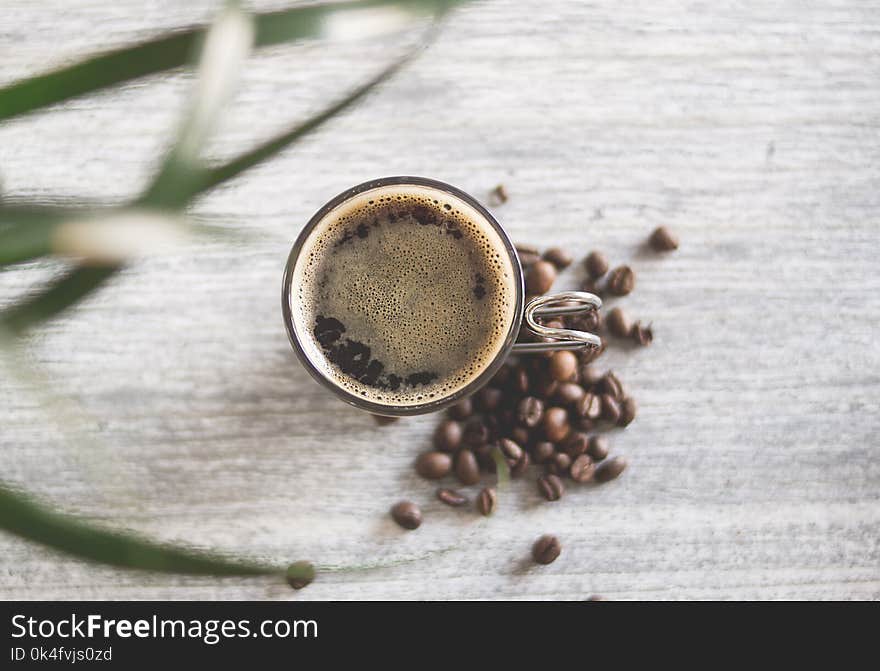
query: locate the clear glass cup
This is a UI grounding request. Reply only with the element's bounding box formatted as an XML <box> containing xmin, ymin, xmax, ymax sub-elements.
<box><xmin>282</xmin><ymin>176</ymin><xmax>601</xmax><ymax>416</ymax></box>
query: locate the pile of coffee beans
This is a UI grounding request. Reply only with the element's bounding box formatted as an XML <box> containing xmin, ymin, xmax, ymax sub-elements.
<box><xmin>387</xmin><ymin>227</ymin><xmax>677</xmax><ymax>566</ymax></box>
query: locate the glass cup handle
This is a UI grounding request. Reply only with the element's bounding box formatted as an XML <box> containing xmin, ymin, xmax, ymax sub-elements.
<box><xmin>511</xmin><ymin>291</ymin><xmax>602</xmax><ymax>354</ymax></box>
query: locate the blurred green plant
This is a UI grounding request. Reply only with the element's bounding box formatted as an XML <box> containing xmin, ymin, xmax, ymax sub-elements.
<box><xmin>0</xmin><ymin>0</ymin><xmax>467</xmax><ymax>582</ymax></box>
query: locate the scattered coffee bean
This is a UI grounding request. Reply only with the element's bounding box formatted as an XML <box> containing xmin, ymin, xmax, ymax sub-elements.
<box><xmin>649</xmin><ymin>225</ymin><xmax>679</xmax><ymax>252</ymax></box>
<box><xmin>600</xmin><ymin>394</ymin><xmax>622</xmax><ymax>424</ymax></box>
<box><xmin>498</xmin><ymin>437</ymin><xmax>524</xmax><ymax>463</ymax></box>
<box><xmin>447</xmin><ymin>397</ymin><xmax>473</xmax><ymax>420</ymax></box>
<box><xmin>595</xmin><ymin>455</ymin><xmax>628</xmax><ymax>483</ymax></box>
<box><xmin>563</xmin><ymin>431</ymin><xmax>590</xmax><ymax>457</ymax></box>
<box><xmin>473</xmin><ymin>443</ymin><xmax>495</xmax><ymax>471</ymax></box>
<box><xmin>579</xmin><ymin>365</ymin><xmax>602</xmax><ymax>388</ymax></box>
<box><xmin>570</xmin><ymin>454</ymin><xmax>596</xmax><ymax>483</ymax></box>
<box><xmin>391</xmin><ymin>501</ymin><xmax>422</xmax><ymax>530</ymax></box>
<box><xmin>579</xmin><ymin>340</ymin><xmax>606</xmax><ymax>363</ymax></box>
<box><xmin>631</xmin><ymin>321</ymin><xmax>653</xmax><ymax>346</ymax></box>
<box><xmin>286</xmin><ymin>561</ymin><xmax>316</xmax><ymax>590</ymax></box>
<box><xmin>543</xmin><ymin>247</ymin><xmax>573</xmax><ymax>270</ymax></box>
<box><xmin>525</xmin><ymin>260</ymin><xmax>557</xmax><ymax>295</ymax></box>
<box><xmin>574</xmin><ymin>417</ymin><xmax>595</xmax><ymax>432</ymax></box>
<box><xmin>548</xmin><ymin>451</ymin><xmax>572</xmax><ymax>476</ymax></box>
<box><xmin>570</xmin><ymin>309</ymin><xmax>601</xmax><ymax>333</ymax></box>
<box><xmin>491</xmin><ymin>183</ymin><xmax>509</xmax><ymax>205</ymax></box>
<box><xmin>575</xmin><ymin>392</ymin><xmax>602</xmax><ymax>420</ymax></box>
<box><xmin>416</xmin><ymin>451</ymin><xmax>452</xmax><ymax>479</ymax></box>
<box><xmin>600</xmin><ymin>372</ymin><xmax>624</xmax><ymax>399</ymax></box>
<box><xmin>510</xmin><ymin>450</ymin><xmax>530</xmax><ymax>478</ymax></box>
<box><xmin>538</xmin><ymin>473</ymin><xmax>565</xmax><ymax>501</ymax></box>
<box><xmin>516</xmin><ymin>396</ymin><xmax>544</xmax><ymax>428</ymax></box>
<box><xmin>491</xmin><ymin>364</ymin><xmax>513</xmax><ymax>388</ymax></box>
<box><xmin>511</xmin><ymin>367</ymin><xmax>530</xmax><ymax>395</ymax></box>
<box><xmin>531</xmin><ymin>374</ymin><xmax>559</xmax><ymax>399</ymax></box>
<box><xmin>531</xmin><ymin>441</ymin><xmax>556</xmax><ymax>464</ymax></box>
<box><xmin>549</xmin><ymin>350</ymin><xmax>578</xmax><ymax>382</ymax></box>
<box><xmin>477</xmin><ymin>487</ymin><xmax>497</xmax><ymax>516</ymax></box>
<box><xmin>434</xmin><ymin>419</ymin><xmax>463</xmax><ymax>452</ymax></box>
<box><xmin>554</xmin><ymin>382</ymin><xmax>586</xmax><ymax>407</ymax></box>
<box><xmin>606</xmin><ymin>306</ymin><xmax>632</xmax><ymax>338</ymax></box>
<box><xmin>532</xmin><ymin>534</ymin><xmax>562</xmax><ymax>565</ymax></box>
<box><xmin>437</xmin><ymin>488</ymin><xmax>468</xmax><ymax>507</ymax></box>
<box><xmin>581</xmin><ymin>278</ymin><xmax>604</xmax><ymax>297</ymax></box>
<box><xmin>584</xmin><ymin>250</ymin><xmax>609</xmax><ymax>279</ymax></box>
<box><xmin>543</xmin><ymin>407</ymin><xmax>570</xmax><ymax>443</ymax></box>
<box><xmin>509</xmin><ymin>425</ymin><xmax>530</xmax><ymax>447</ymax></box>
<box><xmin>463</xmin><ymin>419</ymin><xmax>489</xmax><ymax>447</ymax></box>
<box><xmin>476</xmin><ymin>386</ymin><xmax>503</xmax><ymax>412</ymax></box>
<box><xmin>455</xmin><ymin>448</ymin><xmax>481</xmax><ymax>485</ymax></box>
<box><xmin>587</xmin><ymin>435</ymin><xmax>609</xmax><ymax>461</ymax></box>
<box><xmin>607</xmin><ymin>265</ymin><xmax>636</xmax><ymax>296</ymax></box>
<box><xmin>618</xmin><ymin>397</ymin><xmax>637</xmax><ymax>427</ymax></box>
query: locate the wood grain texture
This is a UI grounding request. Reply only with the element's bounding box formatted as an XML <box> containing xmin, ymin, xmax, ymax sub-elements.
<box><xmin>1</xmin><ymin>0</ymin><xmax>878</xmax><ymax>600</ymax></box>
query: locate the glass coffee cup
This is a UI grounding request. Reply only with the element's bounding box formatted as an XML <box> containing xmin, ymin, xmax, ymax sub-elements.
<box><xmin>282</xmin><ymin>176</ymin><xmax>602</xmax><ymax>416</ymax></box>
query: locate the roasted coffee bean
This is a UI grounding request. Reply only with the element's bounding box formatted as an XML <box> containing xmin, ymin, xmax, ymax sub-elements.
<box><xmin>463</xmin><ymin>419</ymin><xmax>489</xmax><ymax>447</ymax></box>
<box><xmin>543</xmin><ymin>247</ymin><xmax>573</xmax><ymax>270</ymax></box>
<box><xmin>474</xmin><ymin>443</ymin><xmax>495</xmax><ymax>471</ymax></box>
<box><xmin>372</xmin><ymin>414</ymin><xmax>399</xmax><ymax>426</ymax></box>
<box><xmin>542</xmin><ymin>407</ymin><xmax>570</xmax><ymax>443</ymax></box>
<box><xmin>595</xmin><ymin>455</ymin><xmax>628</xmax><ymax>483</ymax></box>
<box><xmin>525</xmin><ymin>260</ymin><xmax>557</xmax><ymax>295</ymax></box>
<box><xmin>606</xmin><ymin>307</ymin><xmax>632</xmax><ymax>338</ymax></box>
<box><xmin>618</xmin><ymin>397</ymin><xmax>637</xmax><ymax>427</ymax></box>
<box><xmin>600</xmin><ymin>394</ymin><xmax>622</xmax><ymax>424</ymax></box>
<box><xmin>532</xmin><ymin>534</ymin><xmax>562</xmax><ymax>564</ymax></box>
<box><xmin>477</xmin><ymin>487</ymin><xmax>497</xmax><ymax>516</ymax></box>
<box><xmin>584</xmin><ymin>250</ymin><xmax>609</xmax><ymax>279</ymax></box>
<box><xmin>516</xmin><ymin>396</ymin><xmax>545</xmax><ymax>428</ymax></box>
<box><xmin>531</xmin><ymin>441</ymin><xmax>556</xmax><ymax>464</ymax></box>
<box><xmin>569</xmin><ymin>309</ymin><xmax>601</xmax><ymax>333</ymax></box>
<box><xmin>498</xmin><ymin>438</ymin><xmax>524</xmax><ymax>463</ymax></box>
<box><xmin>574</xmin><ymin>417</ymin><xmax>595</xmax><ymax>432</ymax></box>
<box><xmin>437</xmin><ymin>488</ymin><xmax>468</xmax><ymax>507</ymax></box>
<box><xmin>510</xmin><ymin>450</ymin><xmax>530</xmax><ymax>478</ymax></box>
<box><xmin>476</xmin><ymin>386</ymin><xmax>503</xmax><ymax>412</ymax></box>
<box><xmin>286</xmin><ymin>561</ymin><xmax>316</xmax><ymax>590</ymax></box>
<box><xmin>554</xmin><ymin>382</ymin><xmax>586</xmax><ymax>407</ymax></box>
<box><xmin>455</xmin><ymin>449</ymin><xmax>481</xmax><ymax>485</ymax></box>
<box><xmin>515</xmin><ymin>243</ymin><xmax>540</xmax><ymax>266</ymax></box>
<box><xmin>433</xmin><ymin>419</ymin><xmax>463</xmax><ymax>452</ymax></box>
<box><xmin>600</xmin><ymin>372</ymin><xmax>624</xmax><ymax>399</ymax></box>
<box><xmin>549</xmin><ymin>350</ymin><xmax>578</xmax><ymax>382</ymax></box>
<box><xmin>416</xmin><ymin>451</ymin><xmax>452</xmax><ymax>479</ymax></box>
<box><xmin>581</xmin><ymin>278</ymin><xmax>604</xmax><ymax>297</ymax></box>
<box><xmin>563</xmin><ymin>431</ymin><xmax>590</xmax><ymax>457</ymax></box>
<box><xmin>391</xmin><ymin>501</ymin><xmax>422</xmax><ymax>530</ymax></box>
<box><xmin>547</xmin><ymin>451</ymin><xmax>572</xmax><ymax>476</ymax></box>
<box><xmin>509</xmin><ymin>425</ymin><xmax>530</xmax><ymax>447</ymax></box>
<box><xmin>570</xmin><ymin>454</ymin><xmax>596</xmax><ymax>483</ymax></box>
<box><xmin>575</xmin><ymin>392</ymin><xmax>602</xmax><ymax>420</ymax></box>
<box><xmin>631</xmin><ymin>321</ymin><xmax>653</xmax><ymax>346</ymax></box>
<box><xmin>447</xmin><ymin>397</ymin><xmax>473</xmax><ymax>420</ymax></box>
<box><xmin>649</xmin><ymin>225</ymin><xmax>679</xmax><ymax>251</ymax></box>
<box><xmin>538</xmin><ymin>473</ymin><xmax>565</xmax><ymax>501</ymax></box>
<box><xmin>531</xmin><ymin>374</ymin><xmax>559</xmax><ymax>399</ymax></box>
<box><xmin>579</xmin><ymin>365</ymin><xmax>603</xmax><ymax>388</ymax></box>
<box><xmin>587</xmin><ymin>435</ymin><xmax>609</xmax><ymax>461</ymax></box>
<box><xmin>511</xmin><ymin>366</ymin><xmax>530</xmax><ymax>395</ymax></box>
<box><xmin>607</xmin><ymin>265</ymin><xmax>636</xmax><ymax>296</ymax></box>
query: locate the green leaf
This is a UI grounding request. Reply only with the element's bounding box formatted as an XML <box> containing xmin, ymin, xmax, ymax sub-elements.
<box><xmin>0</xmin><ymin>482</ymin><xmax>279</xmax><ymax>575</ymax></box>
<box><xmin>0</xmin><ymin>0</ymin><xmax>465</xmax><ymax>123</ymax></box>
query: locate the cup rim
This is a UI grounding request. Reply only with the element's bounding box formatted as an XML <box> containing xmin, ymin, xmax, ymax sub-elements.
<box><xmin>281</xmin><ymin>175</ymin><xmax>525</xmax><ymax>416</ymax></box>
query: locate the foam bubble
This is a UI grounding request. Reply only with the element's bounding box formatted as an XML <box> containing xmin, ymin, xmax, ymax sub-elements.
<box><xmin>291</xmin><ymin>183</ymin><xmax>518</xmax><ymax>407</ymax></box>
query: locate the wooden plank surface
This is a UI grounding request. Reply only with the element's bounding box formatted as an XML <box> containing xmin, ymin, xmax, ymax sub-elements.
<box><xmin>1</xmin><ymin>0</ymin><xmax>878</xmax><ymax>600</ymax></box>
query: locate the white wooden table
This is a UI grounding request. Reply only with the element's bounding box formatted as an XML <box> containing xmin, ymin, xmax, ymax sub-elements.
<box><xmin>1</xmin><ymin>0</ymin><xmax>878</xmax><ymax>600</ymax></box>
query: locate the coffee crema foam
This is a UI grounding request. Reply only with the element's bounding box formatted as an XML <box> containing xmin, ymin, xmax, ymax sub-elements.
<box><xmin>291</xmin><ymin>183</ymin><xmax>518</xmax><ymax>407</ymax></box>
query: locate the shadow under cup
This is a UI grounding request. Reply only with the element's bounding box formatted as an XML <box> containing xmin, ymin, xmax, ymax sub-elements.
<box><xmin>282</xmin><ymin>176</ymin><xmax>526</xmax><ymax>417</ymax></box>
